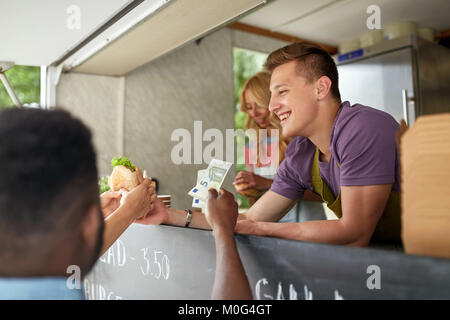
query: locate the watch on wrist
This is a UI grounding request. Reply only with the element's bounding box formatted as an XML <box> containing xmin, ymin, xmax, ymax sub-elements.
<box><xmin>184</xmin><ymin>209</ymin><xmax>192</xmax><ymax>227</ymax></box>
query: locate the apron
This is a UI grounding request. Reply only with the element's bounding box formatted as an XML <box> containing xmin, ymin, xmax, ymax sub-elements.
<box><xmin>311</xmin><ymin>148</ymin><xmax>401</xmax><ymax>244</ymax></box>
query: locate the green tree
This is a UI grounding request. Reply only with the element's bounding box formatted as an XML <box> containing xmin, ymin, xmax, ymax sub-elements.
<box><xmin>233</xmin><ymin>48</ymin><xmax>267</xmax><ymax>129</ymax></box>
<box><xmin>0</xmin><ymin>65</ymin><xmax>40</xmax><ymax>109</ymax></box>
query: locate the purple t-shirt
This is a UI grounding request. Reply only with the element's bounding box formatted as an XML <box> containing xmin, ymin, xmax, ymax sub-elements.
<box><xmin>271</xmin><ymin>101</ymin><xmax>400</xmax><ymax>200</ymax></box>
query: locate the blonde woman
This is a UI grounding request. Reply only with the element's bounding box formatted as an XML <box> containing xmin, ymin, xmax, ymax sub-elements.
<box><xmin>234</xmin><ymin>71</ymin><xmax>326</xmax><ymax>222</ymax></box>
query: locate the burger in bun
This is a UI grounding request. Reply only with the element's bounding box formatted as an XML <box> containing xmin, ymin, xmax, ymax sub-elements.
<box><xmin>108</xmin><ymin>157</ymin><xmax>144</xmax><ymax>192</ymax></box>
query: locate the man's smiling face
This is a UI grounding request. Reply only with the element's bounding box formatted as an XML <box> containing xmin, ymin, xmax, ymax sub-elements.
<box><xmin>269</xmin><ymin>60</ymin><xmax>319</xmax><ymax>138</ymax></box>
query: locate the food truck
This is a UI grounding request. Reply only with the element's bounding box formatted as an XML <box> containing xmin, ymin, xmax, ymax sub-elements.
<box><xmin>1</xmin><ymin>0</ymin><xmax>450</xmax><ymax>301</ymax></box>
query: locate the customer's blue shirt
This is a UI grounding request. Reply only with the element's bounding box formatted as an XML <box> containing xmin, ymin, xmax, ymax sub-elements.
<box><xmin>0</xmin><ymin>277</ymin><xmax>84</xmax><ymax>300</ymax></box>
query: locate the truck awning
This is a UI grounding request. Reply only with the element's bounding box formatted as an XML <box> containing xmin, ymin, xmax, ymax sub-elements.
<box><xmin>0</xmin><ymin>0</ymin><xmax>266</xmax><ymax>76</ymax></box>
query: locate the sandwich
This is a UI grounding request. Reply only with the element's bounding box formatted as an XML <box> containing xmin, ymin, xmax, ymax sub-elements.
<box><xmin>108</xmin><ymin>157</ymin><xmax>157</xmax><ymax>220</ymax></box>
<box><xmin>108</xmin><ymin>157</ymin><xmax>144</xmax><ymax>192</ymax></box>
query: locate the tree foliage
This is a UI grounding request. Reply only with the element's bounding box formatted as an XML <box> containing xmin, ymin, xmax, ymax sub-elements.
<box><xmin>0</xmin><ymin>65</ymin><xmax>40</xmax><ymax>109</ymax></box>
<box><xmin>233</xmin><ymin>48</ymin><xmax>268</xmax><ymax>129</ymax></box>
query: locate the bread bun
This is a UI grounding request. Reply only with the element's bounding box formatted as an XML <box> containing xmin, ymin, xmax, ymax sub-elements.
<box><xmin>234</xmin><ymin>183</ymin><xmax>262</xmax><ymax>198</ymax></box>
<box><xmin>108</xmin><ymin>165</ymin><xmax>143</xmax><ymax>191</ymax></box>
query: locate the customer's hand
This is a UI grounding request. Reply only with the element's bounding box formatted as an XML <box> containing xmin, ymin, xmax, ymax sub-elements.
<box><xmin>100</xmin><ymin>190</ymin><xmax>122</xmax><ymax>218</ymax></box>
<box><xmin>120</xmin><ymin>178</ymin><xmax>156</xmax><ymax>220</ymax></box>
<box><xmin>135</xmin><ymin>197</ymin><xmax>169</xmax><ymax>225</ymax></box>
<box><xmin>205</xmin><ymin>188</ymin><xmax>238</xmax><ymax>235</ymax></box>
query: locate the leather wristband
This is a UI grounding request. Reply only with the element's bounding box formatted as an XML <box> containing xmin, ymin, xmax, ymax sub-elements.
<box><xmin>184</xmin><ymin>209</ymin><xmax>192</xmax><ymax>227</ymax></box>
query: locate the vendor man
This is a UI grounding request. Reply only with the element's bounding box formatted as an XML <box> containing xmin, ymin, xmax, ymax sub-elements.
<box><xmin>234</xmin><ymin>42</ymin><xmax>401</xmax><ymax>246</ymax></box>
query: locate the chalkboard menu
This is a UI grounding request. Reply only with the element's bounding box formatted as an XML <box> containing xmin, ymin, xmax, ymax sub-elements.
<box><xmin>85</xmin><ymin>224</ymin><xmax>450</xmax><ymax>300</ymax></box>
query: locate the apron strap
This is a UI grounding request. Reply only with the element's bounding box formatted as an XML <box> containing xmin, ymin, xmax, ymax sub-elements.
<box><xmin>311</xmin><ymin>148</ymin><xmax>343</xmax><ymax>218</ymax></box>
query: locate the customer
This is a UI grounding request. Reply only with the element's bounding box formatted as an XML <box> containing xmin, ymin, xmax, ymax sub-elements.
<box><xmin>0</xmin><ymin>108</ymin><xmax>154</xmax><ymax>299</ymax></box>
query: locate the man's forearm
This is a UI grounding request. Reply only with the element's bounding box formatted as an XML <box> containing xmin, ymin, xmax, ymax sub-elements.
<box><xmin>211</xmin><ymin>229</ymin><xmax>252</xmax><ymax>300</ymax></box>
<box><xmin>244</xmin><ymin>190</ymin><xmax>297</xmax><ymax>222</ymax></box>
<box><xmin>248</xmin><ymin>219</ymin><xmax>368</xmax><ymax>246</ymax></box>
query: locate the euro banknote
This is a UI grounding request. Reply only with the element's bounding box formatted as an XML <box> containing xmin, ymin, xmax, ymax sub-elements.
<box><xmin>192</xmin><ymin>169</ymin><xmax>207</xmax><ymax>208</ymax></box>
<box><xmin>188</xmin><ymin>159</ymin><xmax>232</xmax><ymax>201</ymax></box>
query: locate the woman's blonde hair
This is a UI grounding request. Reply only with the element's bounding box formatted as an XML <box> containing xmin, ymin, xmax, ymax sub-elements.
<box><xmin>240</xmin><ymin>71</ymin><xmax>290</xmax><ymax>164</ymax></box>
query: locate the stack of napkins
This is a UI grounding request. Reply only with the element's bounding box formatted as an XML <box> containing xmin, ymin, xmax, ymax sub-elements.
<box><xmin>401</xmin><ymin>113</ymin><xmax>450</xmax><ymax>258</ymax></box>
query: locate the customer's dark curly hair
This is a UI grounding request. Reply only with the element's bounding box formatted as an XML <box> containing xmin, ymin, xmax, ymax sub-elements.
<box><xmin>0</xmin><ymin>107</ymin><xmax>99</xmax><ymax>260</ymax></box>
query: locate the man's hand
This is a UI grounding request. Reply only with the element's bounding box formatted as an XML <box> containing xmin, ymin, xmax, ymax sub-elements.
<box><xmin>205</xmin><ymin>188</ymin><xmax>238</xmax><ymax>235</ymax></box>
<box><xmin>120</xmin><ymin>178</ymin><xmax>156</xmax><ymax>220</ymax></box>
<box><xmin>135</xmin><ymin>197</ymin><xmax>169</xmax><ymax>225</ymax></box>
<box><xmin>100</xmin><ymin>190</ymin><xmax>122</xmax><ymax>218</ymax></box>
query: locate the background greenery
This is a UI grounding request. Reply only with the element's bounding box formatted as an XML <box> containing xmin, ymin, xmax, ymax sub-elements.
<box><xmin>0</xmin><ymin>65</ymin><xmax>40</xmax><ymax>109</ymax></box>
<box><xmin>233</xmin><ymin>48</ymin><xmax>268</xmax><ymax>208</ymax></box>
<box><xmin>99</xmin><ymin>176</ymin><xmax>111</xmax><ymax>194</ymax></box>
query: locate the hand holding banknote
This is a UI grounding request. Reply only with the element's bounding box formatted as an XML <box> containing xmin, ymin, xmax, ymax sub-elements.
<box><xmin>188</xmin><ymin>159</ymin><xmax>232</xmax><ymax>203</ymax></box>
<box><xmin>204</xmin><ymin>188</ymin><xmax>238</xmax><ymax>235</ymax></box>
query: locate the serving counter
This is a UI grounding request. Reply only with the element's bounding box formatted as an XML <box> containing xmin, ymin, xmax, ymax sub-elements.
<box><xmin>85</xmin><ymin>224</ymin><xmax>450</xmax><ymax>300</ymax></box>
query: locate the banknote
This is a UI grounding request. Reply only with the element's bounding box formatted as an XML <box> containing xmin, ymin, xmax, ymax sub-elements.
<box><xmin>188</xmin><ymin>159</ymin><xmax>232</xmax><ymax>201</ymax></box>
<box><xmin>192</xmin><ymin>169</ymin><xmax>207</xmax><ymax>208</ymax></box>
<box><xmin>192</xmin><ymin>197</ymin><xmax>206</xmax><ymax>208</ymax></box>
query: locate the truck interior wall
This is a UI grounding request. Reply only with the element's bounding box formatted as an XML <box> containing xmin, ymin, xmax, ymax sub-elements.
<box><xmin>123</xmin><ymin>28</ymin><xmax>234</xmax><ymax>209</ymax></box>
<box><xmin>56</xmin><ymin>73</ymin><xmax>124</xmax><ymax>178</ymax></box>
